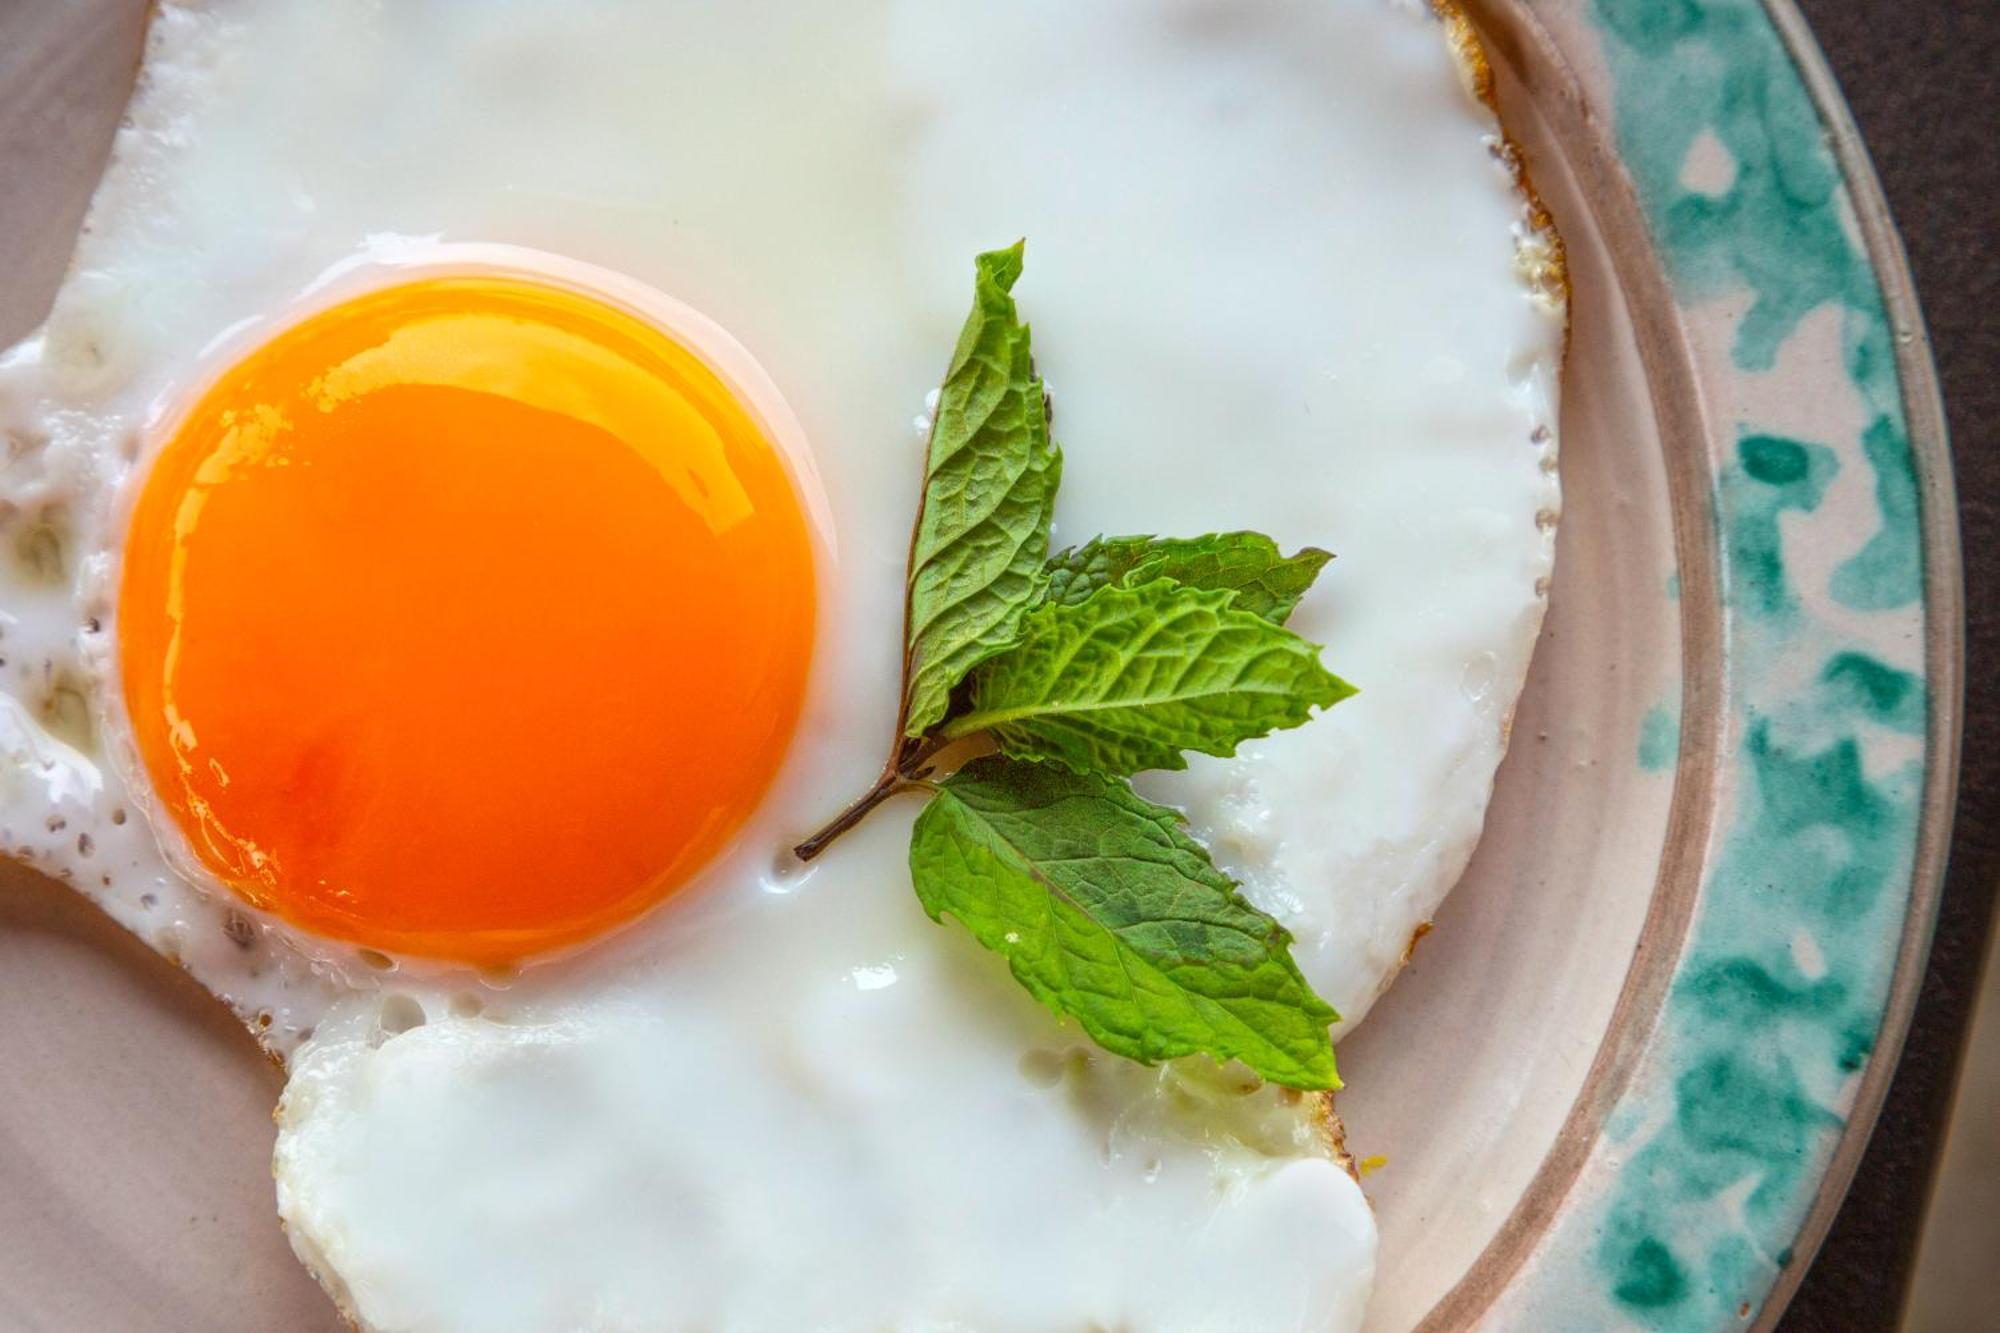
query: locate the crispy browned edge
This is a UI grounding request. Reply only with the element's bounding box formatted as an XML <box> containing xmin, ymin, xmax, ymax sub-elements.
<box><xmin>1303</xmin><ymin>0</ymin><xmax>1573</xmax><ymax>1191</ymax></box>
<box><xmin>1434</xmin><ymin>0</ymin><xmax>1571</xmax><ymax>311</ymax></box>
<box><xmin>1310</xmin><ymin>1091</ymin><xmax>1361</xmax><ymax>1181</ymax></box>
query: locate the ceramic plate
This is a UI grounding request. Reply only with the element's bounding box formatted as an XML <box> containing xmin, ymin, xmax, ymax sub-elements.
<box><xmin>0</xmin><ymin>1</ymin><xmax>1957</xmax><ymax>1329</ymax></box>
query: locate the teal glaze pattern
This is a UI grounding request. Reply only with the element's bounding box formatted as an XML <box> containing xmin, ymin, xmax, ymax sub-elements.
<box><xmin>1515</xmin><ymin>1</ymin><xmax>1934</xmax><ymax>1328</ymax></box>
<box><xmin>1638</xmin><ymin>702</ymin><xmax>1680</xmax><ymax>772</ymax></box>
<box><xmin>1722</xmin><ymin>434</ymin><xmax>1836</xmax><ymax>618</ymax></box>
<box><xmin>1821</xmin><ymin>652</ymin><xmax>1925</xmax><ymax>736</ymax></box>
<box><xmin>1590</xmin><ymin>0</ymin><xmax>1921</xmax><ymax>614</ymax></box>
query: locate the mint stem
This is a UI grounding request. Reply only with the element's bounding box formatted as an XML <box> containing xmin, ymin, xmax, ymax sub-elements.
<box><xmin>791</xmin><ymin>736</ymin><xmax>946</xmax><ymax>862</ymax></box>
<box><xmin>792</xmin><ymin>766</ymin><xmax>905</xmax><ymax>862</ymax></box>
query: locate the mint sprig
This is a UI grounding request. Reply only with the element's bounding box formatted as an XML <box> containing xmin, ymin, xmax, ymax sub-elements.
<box><xmin>792</xmin><ymin>244</ymin><xmax>1353</xmax><ymax>1090</ymax></box>
<box><xmin>903</xmin><ymin>242</ymin><xmax>1063</xmax><ymax>738</ymax></box>
<box><xmin>912</xmin><ymin>758</ymin><xmax>1339</xmax><ymax>1087</ymax></box>
<box><xmin>943</xmin><ymin>580</ymin><xmax>1354</xmax><ymax>775</ymax></box>
<box><xmin>1045</xmin><ymin>532</ymin><xmax>1332</xmax><ymax>624</ymax></box>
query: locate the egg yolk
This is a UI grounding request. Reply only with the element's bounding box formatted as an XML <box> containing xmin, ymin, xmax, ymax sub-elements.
<box><xmin>119</xmin><ymin>275</ymin><xmax>816</xmax><ymax>964</ymax></box>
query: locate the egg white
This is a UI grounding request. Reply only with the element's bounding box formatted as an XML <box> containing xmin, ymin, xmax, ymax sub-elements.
<box><xmin>0</xmin><ymin>1</ymin><xmax>1560</xmax><ymax>1330</ymax></box>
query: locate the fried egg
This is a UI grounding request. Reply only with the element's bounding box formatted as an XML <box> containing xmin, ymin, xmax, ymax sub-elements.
<box><xmin>0</xmin><ymin>2</ymin><xmax>1561</xmax><ymax>1330</ymax></box>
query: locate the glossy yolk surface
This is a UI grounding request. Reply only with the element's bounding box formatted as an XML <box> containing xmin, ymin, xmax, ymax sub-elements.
<box><xmin>119</xmin><ymin>276</ymin><xmax>816</xmax><ymax>964</ymax></box>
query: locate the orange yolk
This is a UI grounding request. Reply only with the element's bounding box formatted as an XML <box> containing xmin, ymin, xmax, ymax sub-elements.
<box><xmin>118</xmin><ymin>275</ymin><xmax>816</xmax><ymax>964</ymax></box>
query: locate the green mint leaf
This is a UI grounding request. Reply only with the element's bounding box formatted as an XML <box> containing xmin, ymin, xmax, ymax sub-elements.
<box><xmin>1046</xmin><ymin>533</ymin><xmax>1332</xmax><ymax>624</ymax></box>
<box><xmin>909</xmin><ymin>757</ymin><xmax>1339</xmax><ymax>1089</ymax></box>
<box><xmin>940</xmin><ymin>579</ymin><xmax>1355</xmax><ymax>774</ymax></box>
<box><xmin>902</xmin><ymin>242</ymin><xmax>1062</xmax><ymax>737</ymax></box>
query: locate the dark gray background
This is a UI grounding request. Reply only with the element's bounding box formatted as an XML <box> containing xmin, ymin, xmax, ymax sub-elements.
<box><xmin>1784</xmin><ymin>1</ymin><xmax>1998</xmax><ymax>1328</ymax></box>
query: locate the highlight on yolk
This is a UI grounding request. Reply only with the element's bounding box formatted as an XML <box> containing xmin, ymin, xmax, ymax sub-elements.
<box><xmin>118</xmin><ymin>274</ymin><xmax>816</xmax><ymax>964</ymax></box>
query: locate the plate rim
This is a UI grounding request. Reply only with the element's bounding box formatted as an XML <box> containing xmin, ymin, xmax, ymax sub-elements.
<box><xmin>1738</xmin><ymin>0</ymin><xmax>1960</xmax><ymax>1321</ymax></box>
<box><xmin>1428</xmin><ymin>1</ymin><xmax>1960</xmax><ymax>1327</ymax></box>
